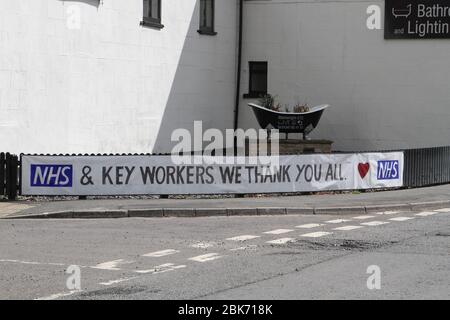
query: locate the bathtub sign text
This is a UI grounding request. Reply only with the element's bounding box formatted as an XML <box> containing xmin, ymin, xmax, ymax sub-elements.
<box><xmin>385</xmin><ymin>0</ymin><xmax>450</xmax><ymax>39</ymax></box>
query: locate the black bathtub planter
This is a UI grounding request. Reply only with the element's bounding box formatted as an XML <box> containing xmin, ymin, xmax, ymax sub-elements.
<box><xmin>249</xmin><ymin>103</ymin><xmax>329</xmax><ymax>139</ymax></box>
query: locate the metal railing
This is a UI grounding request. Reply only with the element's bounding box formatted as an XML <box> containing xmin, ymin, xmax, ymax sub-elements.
<box><xmin>0</xmin><ymin>152</ymin><xmax>19</xmax><ymax>200</ymax></box>
<box><xmin>403</xmin><ymin>146</ymin><xmax>450</xmax><ymax>188</ymax></box>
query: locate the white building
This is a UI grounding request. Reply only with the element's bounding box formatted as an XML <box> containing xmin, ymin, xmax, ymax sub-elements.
<box><xmin>0</xmin><ymin>0</ymin><xmax>238</xmax><ymax>154</ymax></box>
<box><xmin>1</xmin><ymin>0</ymin><xmax>450</xmax><ymax>154</ymax></box>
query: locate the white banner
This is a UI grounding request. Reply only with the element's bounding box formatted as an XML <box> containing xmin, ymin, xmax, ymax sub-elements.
<box><xmin>21</xmin><ymin>153</ymin><xmax>404</xmax><ymax>196</ymax></box>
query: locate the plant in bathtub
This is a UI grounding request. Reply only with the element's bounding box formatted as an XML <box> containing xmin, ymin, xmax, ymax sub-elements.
<box><xmin>259</xmin><ymin>95</ymin><xmax>311</xmax><ymax>113</ymax></box>
<box><xmin>293</xmin><ymin>102</ymin><xmax>310</xmax><ymax>113</ymax></box>
<box><xmin>258</xmin><ymin>94</ymin><xmax>282</xmax><ymax>112</ymax></box>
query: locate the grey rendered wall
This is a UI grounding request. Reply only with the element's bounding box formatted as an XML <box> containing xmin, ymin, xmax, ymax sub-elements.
<box><xmin>239</xmin><ymin>0</ymin><xmax>450</xmax><ymax>151</ymax></box>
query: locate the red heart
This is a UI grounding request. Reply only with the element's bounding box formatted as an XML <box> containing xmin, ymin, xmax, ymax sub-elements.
<box><xmin>358</xmin><ymin>163</ymin><xmax>370</xmax><ymax>179</ymax></box>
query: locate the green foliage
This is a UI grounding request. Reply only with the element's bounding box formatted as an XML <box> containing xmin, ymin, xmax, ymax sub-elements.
<box><xmin>258</xmin><ymin>94</ymin><xmax>280</xmax><ymax>111</ymax></box>
<box><xmin>259</xmin><ymin>95</ymin><xmax>310</xmax><ymax>113</ymax></box>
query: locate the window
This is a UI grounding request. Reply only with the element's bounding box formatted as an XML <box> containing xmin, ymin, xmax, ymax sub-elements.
<box><xmin>198</xmin><ymin>0</ymin><xmax>216</xmax><ymax>35</ymax></box>
<box><xmin>141</xmin><ymin>0</ymin><xmax>164</xmax><ymax>29</ymax></box>
<box><xmin>244</xmin><ymin>62</ymin><xmax>268</xmax><ymax>98</ymax></box>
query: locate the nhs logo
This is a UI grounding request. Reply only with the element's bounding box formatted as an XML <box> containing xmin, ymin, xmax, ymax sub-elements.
<box><xmin>377</xmin><ymin>160</ymin><xmax>399</xmax><ymax>180</ymax></box>
<box><xmin>30</xmin><ymin>165</ymin><xmax>73</xmax><ymax>187</ymax></box>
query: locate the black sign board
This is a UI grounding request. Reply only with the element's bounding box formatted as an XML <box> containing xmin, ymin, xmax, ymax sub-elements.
<box><xmin>385</xmin><ymin>0</ymin><xmax>450</xmax><ymax>39</ymax></box>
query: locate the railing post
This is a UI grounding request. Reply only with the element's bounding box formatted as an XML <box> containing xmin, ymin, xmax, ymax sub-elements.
<box><xmin>6</xmin><ymin>153</ymin><xmax>18</xmax><ymax>201</ymax></box>
<box><xmin>0</xmin><ymin>152</ymin><xmax>5</xmax><ymax>197</ymax></box>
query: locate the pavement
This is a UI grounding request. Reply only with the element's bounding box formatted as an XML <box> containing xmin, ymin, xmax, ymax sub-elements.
<box><xmin>0</xmin><ymin>203</ymin><xmax>33</xmax><ymax>218</ymax></box>
<box><xmin>1</xmin><ymin>184</ymin><xmax>450</xmax><ymax>219</ymax></box>
<box><xmin>0</xmin><ymin>207</ymin><xmax>449</xmax><ymax>299</ymax></box>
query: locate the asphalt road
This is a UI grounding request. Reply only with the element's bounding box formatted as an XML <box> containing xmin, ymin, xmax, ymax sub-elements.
<box><xmin>0</xmin><ymin>208</ymin><xmax>449</xmax><ymax>300</ymax></box>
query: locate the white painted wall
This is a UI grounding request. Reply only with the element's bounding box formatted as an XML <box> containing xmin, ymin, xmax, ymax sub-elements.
<box><xmin>239</xmin><ymin>0</ymin><xmax>450</xmax><ymax>151</ymax></box>
<box><xmin>0</xmin><ymin>0</ymin><xmax>237</xmax><ymax>154</ymax></box>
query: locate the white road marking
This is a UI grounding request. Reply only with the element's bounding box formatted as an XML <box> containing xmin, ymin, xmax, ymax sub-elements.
<box><xmin>353</xmin><ymin>215</ymin><xmax>375</xmax><ymax>220</ymax></box>
<box><xmin>300</xmin><ymin>231</ymin><xmax>332</xmax><ymax>238</ymax></box>
<box><xmin>189</xmin><ymin>253</ymin><xmax>224</xmax><ymax>263</ymax></box>
<box><xmin>266</xmin><ymin>238</ymin><xmax>295</xmax><ymax>245</ymax></box>
<box><xmin>0</xmin><ymin>259</ymin><xmax>66</xmax><ymax>267</ymax></box>
<box><xmin>226</xmin><ymin>235</ymin><xmax>260</xmax><ymax>242</ymax></box>
<box><xmin>376</xmin><ymin>211</ymin><xmax>399</xmax><ymax>215</ymax></box>
<box><xmin>416</xmin><ymin>211</ymin><xmax>438</xmax><ymax>217</ymax></box>
<box><xmin>389</xmin><ymin>217</ymin><xmax>415</xmax><ymax>222</ymax></box>
<box><xmin>326</xmin><ymin>219</ymin><xmax>351</xmax><ymax>224</ymax></box>
<box><xmin>142</xmin><ymin>249</ymin><xmax>179</xmax><ymax>257</ymax></box>
<box><xmin>263</xmin><ymin>229</ymin><xmax>294</xmax><ymax>235</ymax></box>
<box><xmin>135</xmin><ymin>263</ymin><xmax>186</xmax><ymax>274</ymax></box>
<box><xmin>434</xmin><ymin>208</ymin><xmax>450</xmax><ymax>213</ymax></box>
<box><xmin>191</xmin><ymin>242</ymin><xmax>215</xmax><ymax>249</ymax></box>
<box><xmin>99</xmin><ymin>277</ymin><xmax>138</xmax><ymax>286</ymax></box>
<box><xmin>229</xmin><ymin>245</ymin><xmax>258</xmax><ymax>251</ymax></box>
<box><xmin>93</xmin><ymin>259</ymin><xmax>134</xmax><ymax>271</ymax></box>
<box><xmin>35</xmin><ymin>290</ymin><xmax>81</xmax><ymax>300</ymax></box>
<box><xmin>361</xmin><ymin>221</ymin><xmax>390</xmax><ymax>226</ymax></box>
<box><xmin>333</xmin><ymin>225</ymin><xmax>364</xmax><ymax>231</ymax></box>
<box><xmin>296</xmin><ymin>223</ymin><xmax>324</xmax><ymax>229</ymax></box>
